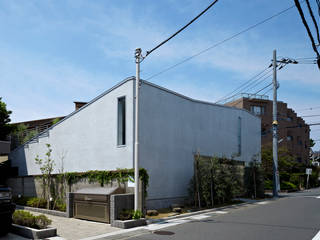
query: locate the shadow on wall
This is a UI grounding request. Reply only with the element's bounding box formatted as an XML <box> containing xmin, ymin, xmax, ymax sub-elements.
<box><xmin>7</xmin><ymin>148</ymin><xmax>38</xmax><ymax>197</ymax></box>
<box><xmin>10</xmin><ymin>145</ymin><xmax>28</xmax><ymax>176</ymax></box>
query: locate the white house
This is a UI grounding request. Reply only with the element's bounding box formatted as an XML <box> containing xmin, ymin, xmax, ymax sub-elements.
<box><xmin>9</xmin><ymin>77</ymin><xmax>261</xmax><ymax>208</ymax></box>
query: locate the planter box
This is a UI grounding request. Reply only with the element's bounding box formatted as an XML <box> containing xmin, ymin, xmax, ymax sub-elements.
<box><xmin>11</xmin><ymin>224</ymin><xmax>57</xmax><ymax>239</ymax></box>
<box><xmin>111</xmin><ymin>219</ymin><xmax>146</xmax><ymax>229</ymax></box>
<box><xmin>16</xmin><ymin>205</ymin><xmax>67</xmax><ymax>217</ymax></box>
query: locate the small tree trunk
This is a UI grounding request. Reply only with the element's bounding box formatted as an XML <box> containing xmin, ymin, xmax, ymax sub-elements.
<box><xmin>210</xmin><ymin>165</ymin><xmax>214</xmax><ymax>207</ymax></box>
<box><xmin>253</xmin><ymin>168</ymin><xmax>256</xmax><ymax>199</ymax></box>
<box><xmin>195</xmin><ymin>156</ymin><xmax>201</xmax><ymax>208</ymax></box>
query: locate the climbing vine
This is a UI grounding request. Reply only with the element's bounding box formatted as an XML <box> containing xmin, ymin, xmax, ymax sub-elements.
<box><xmin>57</xmin><ymin>168</ymin><xmax>149</xmax><ymax>196</ymax></box>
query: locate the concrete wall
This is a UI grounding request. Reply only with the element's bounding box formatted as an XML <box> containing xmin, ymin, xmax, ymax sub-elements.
<box><xmin>9</xmin><ymin>77</ymin><xmax>260</xmax><ymax>210</ymax></box>
<box><xmin>110</xmin><ymin>193</ymin><xmax>134</xmax><ymax>223</ymax></box>
<box><xmin>139</xmin><ymin>81</ymin><xmax>261</xmax><ymax>209</ymax></box>
<box><xmin>9</xmin><ymin>78</ymin><xmax>135</xmax><ymax>176</ymax></box>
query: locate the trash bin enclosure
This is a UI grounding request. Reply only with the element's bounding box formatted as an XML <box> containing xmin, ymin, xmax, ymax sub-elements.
<box><xmin>73</xmin><ymin>187</ymin><xmax>124</xmax><ymax>223</ymax></box>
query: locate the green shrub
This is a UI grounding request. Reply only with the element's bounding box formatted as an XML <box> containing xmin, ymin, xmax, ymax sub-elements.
<box><xmin>118</xmin><ymin>209</ymin><xmax>133</xmax><ymax>221</ymax></box>
<box><xmin>26</xmin><ymin>197</ymin><xmax>47</xmax><ymax>208</ymax></box>
<box><xmin>35</xmin><ymin>214</ymin><xmax>52</xmax><ymax>229</ymax></box>
<box><xmin>281</xmin><ymin>181</ymin><xmax>298</xmax><ymax>191</ymax></box>
<box><xmin>132</xmin><ymin>210</ymin><xmax>143</xmax><ymax>220</ymax></box>
<box><xmin>54</xmin><ymin>199</ymin><xmax>66</xmax><ymax>212</ymax></box>
<box><xmin>12</xmin><ymin>210</ymin><xmax>52</xmax><ymax>229</ymax></box>
<box><xmin>13</xmin><ymin>210</ymin><xmax>36</xmax><ymax>228</ymax></box>
<box><xmin>264</xmin><ymin>179</ymin><xmax>273</xmax><ymax>190</ymax></box>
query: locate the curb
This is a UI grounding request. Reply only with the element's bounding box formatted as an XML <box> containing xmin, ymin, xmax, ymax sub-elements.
<box><xmin>11</xmin><ymin>224</ymin><xmax>57</xmax><ymax>239</ymax></box>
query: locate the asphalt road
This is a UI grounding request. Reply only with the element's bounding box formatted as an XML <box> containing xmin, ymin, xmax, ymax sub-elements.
<box><xmin>126</xmin><ymin>188</ymin><xmax>320</xmax><ymax>240</ymax></box>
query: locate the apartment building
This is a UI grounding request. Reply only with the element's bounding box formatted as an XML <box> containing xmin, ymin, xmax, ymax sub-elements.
<box><xmin>226</xmin><ymin>94</ymin><xmax>310</xmax><ymax>163</ymax></box>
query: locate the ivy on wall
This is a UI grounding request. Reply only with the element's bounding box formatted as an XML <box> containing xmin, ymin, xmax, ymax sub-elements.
<box><xmin>57</xmin><ymin>168</ymin><xmax>149</xmax><ymax>195</ymax></box>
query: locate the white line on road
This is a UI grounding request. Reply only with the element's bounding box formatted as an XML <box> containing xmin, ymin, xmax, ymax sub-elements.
<box><xmin>214</xmin><ymin>211</ymin><xmax>228</xmax><ymax>214</ymax></box>
<box><xmin>312</xmin><ymin>230</ymin><xmax>320</xmax><ymax>240</ymax></box>
<box><xmin>189</xmin><ymin>214</ymin><xmax>211</xmax><ymax>220</ymax></box>
<box><xmin>257</xmin><ymin>201</ymin><xmax>269</xmax><ymax>205</ymax></box>
<box><xmin>316</xmin><ymin>196</ymin><xmax>320</xmax><ymax>199</ymax></box>
<box><xmin>146</xmin><ymin>219</ymin><xmax>190</xmax><ymax>231</ymax></box>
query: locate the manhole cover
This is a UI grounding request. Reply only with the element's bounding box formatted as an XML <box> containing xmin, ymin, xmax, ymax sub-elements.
<box><xmin>152</xmin><ymin>230</ymin><xmax>175</xmax><ymax>235</ymax></box>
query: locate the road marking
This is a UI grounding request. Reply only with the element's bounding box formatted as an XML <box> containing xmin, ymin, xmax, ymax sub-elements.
<box><xmin>312</xmin><ymin>230</ymin><xmax>320</xmax><ymax>240</ymax></box>
<box><xmin>316</xmin><ymin>196</ymin><xmax>320</xmax><ymax>199</ymax></box>
<box><xmin>257</xmin><ymin>201</ymin><xmax>269</xmax><ymax>205</ymax></box>
<box><xmin>214</xmin><ymin>211</ymin><xmax>228</xmax><ymax>214</ymax></box>
<box><xmin>189</xmin><ymin>214</ymin><xmax>211</xmax><ymax>220</ymax></box>
<box><xmin>146</xmin><ymin>219</ymin><xmax>189</xmax><ymax>231</ymax></box>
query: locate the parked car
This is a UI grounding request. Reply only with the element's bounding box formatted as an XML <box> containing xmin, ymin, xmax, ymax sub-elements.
<box><xmin>0</xmin><ymin>186</ymin><xmax>15</xmax><ymax>235</ymax></box>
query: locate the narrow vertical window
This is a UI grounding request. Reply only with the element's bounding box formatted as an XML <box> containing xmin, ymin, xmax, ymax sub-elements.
<box><xmin>117</xmin><ymin>97</ymin><xmax>126</xmax><ymax>145</ymax></box>
<box><xmin>238</xmin><ymin>117</ymin><xmax>241</xmax><ymax>156</ymax></box>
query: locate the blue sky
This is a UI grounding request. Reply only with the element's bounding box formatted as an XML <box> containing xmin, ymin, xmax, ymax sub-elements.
<box><xmin>0</xmin><ymin>0</ymin><xmax>319</xmax><ymax>150</ymax></box>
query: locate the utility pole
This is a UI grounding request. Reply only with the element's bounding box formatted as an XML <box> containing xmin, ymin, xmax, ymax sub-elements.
<box><xmin>272</xmin><ymin>49</ymin><xmax>280</xmax><ymax>197</ymax></box>
<box><xmin>134</xmin><ymin>48</ymin><xmax>142</xmax><ymax>211</ymax></box>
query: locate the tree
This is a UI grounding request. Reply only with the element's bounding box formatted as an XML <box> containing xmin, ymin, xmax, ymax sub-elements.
<box><xmin>0</xmin><ymin>97</ymin><xmax>13</xmax><ymax>140</ymax></box>
<box><xmin>310</xmin><ymin>139</ymin><xmax>315</xmax><ymax>148</ymax></box>
<box><xmin>35</xmin><ymin>144</ymin><xmax>55</xmax><ymax>209</ymax></box>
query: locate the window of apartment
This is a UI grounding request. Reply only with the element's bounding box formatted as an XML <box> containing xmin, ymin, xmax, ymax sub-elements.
<box><xmin>287</xmin><ymin>136</ymin><xmax>293</xmax><ymax>141</ymax></box>
<box><xmin>250</xmin><ymin>105</ymin><xmax>265</xmax><ymax>116</ymax></box>
<box><xmin>117</xmin><ymin>97</ymin><xmax>126</xmax><ymax>146</ymax></box>
<box><xmin>238</xmin><ymin>117</ymin><xmax>242</xmax><ymax>156</ymax></box>
<box><xmin>261</xmin><ymin>128</ymin><xmax>267</xmax><ymax>136</ymax></box>
<box><xmin>297</xmin><ymin>136</ymin><xmax>302</xmax><ymax>145</ymax></box>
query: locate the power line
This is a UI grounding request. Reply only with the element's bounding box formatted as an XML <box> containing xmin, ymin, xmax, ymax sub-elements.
<box><xmin>305</xmin><ymin>0</ymin><xmax>320</xmax><ymax>44</ymax></box>
<box><xmin>244</xmin><ymin>73</ymin><xmax>273</xmax><ymax>93</ymax></box>
<box><xmin>216</xmin><ymin>63</ymin><xmax>286</xmax><ymax>104</ymax></box>
<box><xmin>214</xmin><ymin>67</ymin><xmax>270</xmax><ymax>103</ymax></box>
<box><xmin>301</xmin><ymin>114</ymin><xmax>320</xmax><ymax>117</ymax></box>
<box><xmin>261</xmin><ymin>87</ymin><xmax>273</xmax><ymax>96</ymax></box>
<box><xmin>146</xmin><ymin>0</ymin><xmax>219</xmax><ymax>57</ymax></box>
<box><xmin>316</xmin><ymin>0</ymin><xmax>320</xmax><ymax>17</ymax></box>
<box><xmin>294</xmin><ymin>0</ymin><xmax>320</xmax><ymax>60</ymax></box>
<box><xmin>253</xmin><ymin>82</ymin><xmax>273</xmax><ymax>95</ymax></box>
<box><xmin>215</xmin><ymin>68</ymin><xmax>273</xmax><ymax>104</ymax></box>
<box><xmin>297</xmin><ymin>106</ymin><xmax>320</xmax><ymax>111</ymax></box>
<box><xmin>145</xmin><ymin>2</ymin><xmax>301</xmax><ymax>80</ymax></box>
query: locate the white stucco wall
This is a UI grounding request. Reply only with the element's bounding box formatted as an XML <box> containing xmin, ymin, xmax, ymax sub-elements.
<box><xmin>138</xmin><ymin>81</ymin><xmax>261</xmax><ymax>208</ymax></box>
<box><xmin>10</xmin><ymin>78</ymin><xmax>135</xmax><ymax>176</ymax></box>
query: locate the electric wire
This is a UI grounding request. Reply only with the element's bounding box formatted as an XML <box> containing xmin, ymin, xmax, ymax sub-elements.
<box><xmin>316</xmin><ymin>0</ymin><xmax>320</xmax><ymax>17</ymax></box>
<box><xmin>294</xmin><ymin>0</ymin><xmax>320</xmax><ymax>58</ymax></box>
<box><xmin>146</xmin><ymin>0</ymin><xmax>219</xmax><ymax>57</ymax></box>
<box><xmin>216</xmin><ymin>73</ymin><xmax>272</xmax><ymax>104</ymax></box>
<box><xmin>215</xmin><ymin>68</ymin><xmax>273</xmax><ymax>103</ymax></box>
<box><xmin>253</xmin><ymin>82</ymin><xmax>273</xmax><ymax>95</ymax></box>
<box><xmin>305</xmin><ymin>0</ymin><xmax>320</xmax><ymax>44</ymax></box>
<box><xmin>261</xmin><ymin>87</ymin><xmax>273</xmax><ymax>96</ymax></box>
<box><xmin>216</xmin><ymin>64</ymin><xmax>285</xmax><ymax>104</ymax></box>
<box><xmin>301</xmin><ymin>114</ymin><xmax>320</xmax><ymax>117</ymax></box>
<box><xmin>297</xmin><ymin>106</ymin><xmax>320</xmax><ymax>111</ymax></box>
<box><xmin>243</xmin><ymin>73</ymin><xmax>273</xmax><ymax>93</ymax></box>
<box><xmin>145</xmin><ymin>2</ymin><xmax>302</xmax><ymax>80</ymax></box>
<box><xmin>214</xmin><ymin>67</ymin><xmax>270</xmax><ymax>103</ymax></box>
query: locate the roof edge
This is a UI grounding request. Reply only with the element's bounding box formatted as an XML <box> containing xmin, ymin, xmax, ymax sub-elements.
<box><xmin>141</xmin><ymin>80</ymin><xmax>259</xmax><ymax>119</ymax></box>
<box><xmin>10</xmin><ymin>76</ymin><xmax>135</xmax><ymax>154</ymax></box>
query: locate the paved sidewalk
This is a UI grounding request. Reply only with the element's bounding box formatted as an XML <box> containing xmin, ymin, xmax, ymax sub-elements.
<box><xmin>25</xmin><ymin>210</ymin><xmax>120</xmax><ymax>240</ymax></box>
